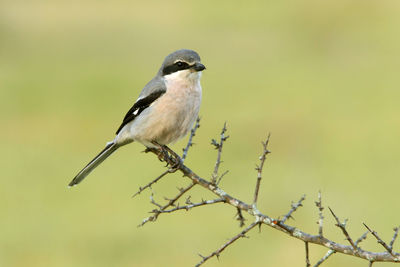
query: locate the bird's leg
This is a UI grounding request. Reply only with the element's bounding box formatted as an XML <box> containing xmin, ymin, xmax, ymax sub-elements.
<box><xmin>149</xmin><ymin>141</ymin><xmax>182</xmax><ymax>169</ymax></box>
<box><xmin>149</xmin><ymin>141</ymin><xmax>172</xmax><ymax>165</ymax></box>
<box><xmin>162</xmin><ymin>145</ymin><xmax>182</xmax><ymax>169</ymax></box>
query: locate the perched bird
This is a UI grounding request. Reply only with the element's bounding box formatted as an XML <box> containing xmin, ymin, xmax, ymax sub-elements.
<box><xmin>68</xmin><ymin>49</ymin><xmax>205</xmax><ymax>187</ymax></box>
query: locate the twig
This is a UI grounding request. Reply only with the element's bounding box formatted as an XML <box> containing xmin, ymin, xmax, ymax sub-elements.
<box><xmin>196</xmin><ymin>221</ymin><xmax>259</xmax><ymax>266</ymax></box>
<box><xmin>390</xmin><ymin>227</ymin><xmax>399</xmax><ymax>251</ymax></box>
<box><xmin>364</xmin><ymin>223</ymin><xmax>395</xmax><ymax>256</ymax></box>
<box><xmin>305</xmin><ymin>241</ymin><xmax>311</xmax><ymax>267</ymax></box>
<box><xmin>253</xmin><ymin>134</ymin><xmax>271</xmax><ymax>206</ymax></box>
<box><xmin>157</xmin><ymin>198</ymin><xmax>225</xmax><ymax>213</ymax></box>
<box><xmin>149</xmin><ymin>192</ymin><xmax>163</xmax><ymax>209</ymax></box>
<box><xmin>216</xmin><ymin>170</ymin><xmax>229</xmax><ymax>186</ymax></box>
<box><xmin>315</xmin><ymin>191</ymin><xmax>324</xmax><ymax>237</ymax></box>
<box><xmin>236</xmin><ymin>207</ymin><xmax>246</xmax><ymax>227</ymax></box>
<box><xmin>356</xmin><ymin>231</ymin><xmax>369</xmax><ymax>246</ymax></box>
<box><xmin>139</xmin><ymin>183</ymin><xmax>195</xmax><ymax>226</ymax></box>
<box><xmin>329</xmin><ymin>207</ymin><xmax>358</xmax><ymax>252</ymax></box>
<box><xmin>132</xmin><ymin>170</ymin><xmax>170</xmax><ymax>198</ymax></box>
<box><xmin>211</xmin><ymin>122</ymin><xmax>229</xmax><ymax>184</ymax></box>
<box><xmin>313</xmin><ymin>250</ymin><xmax>336</xmax><ymax>267</ymax></box>
<box><xmin>182</xmin><ymin>117</ymin><xmax>201</xmax><ymax>162</ymax></box>
<box><xmin>280</xmin><ymin>195</ymin><xmax>306</xmax><ymax>224</ymax></box>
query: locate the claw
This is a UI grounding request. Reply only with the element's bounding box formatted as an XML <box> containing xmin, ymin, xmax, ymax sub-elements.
<box><xmin>149</xmin><ymin>142</ymin><xmax>182</xmax><ymax>169</ymax></box>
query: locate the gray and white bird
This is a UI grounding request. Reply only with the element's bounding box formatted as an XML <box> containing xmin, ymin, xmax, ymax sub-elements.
<box><xmin>68</xmin><ymin>49</ymin><xmax>205</xmax><ymax>187</ymax></box>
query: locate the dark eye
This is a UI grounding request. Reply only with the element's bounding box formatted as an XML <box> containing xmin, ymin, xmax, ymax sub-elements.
<box><xmin>176</xmin><ymin>61</ymin><xmax>184</xmax><ymax>67</ymax></box>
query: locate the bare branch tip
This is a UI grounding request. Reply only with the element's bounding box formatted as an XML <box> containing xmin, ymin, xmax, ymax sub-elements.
<box><xmin>390</xmin><ymin>226</ymin><xmax>399</xmax><ymax>250</ymax></box>
<box><xmin>305</xmin><ymin>241</ymin><xmax>311</xmax><ymax>267</ymax></box>
<box><xmin>364</xmin><ymin>223</ymin><xmax>396</xmax><ymax>255</ymax></box>
<box><xmin>355</xmin><ymin>231</ymin><xmax>369</xmax><ymax>246</ymax></box>
<box><xmin>280</xmin><ymin>195</ymin><xmax>306</xmax><ymax>224</ymax></box>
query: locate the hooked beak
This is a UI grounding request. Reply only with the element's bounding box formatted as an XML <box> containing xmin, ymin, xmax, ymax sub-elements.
<box><xmin>192</xmin><ymin>62</ymin><xmax>206</xmax><ymax>72</ymax></box>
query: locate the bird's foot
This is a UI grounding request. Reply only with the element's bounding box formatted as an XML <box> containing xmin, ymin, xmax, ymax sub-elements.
<box><xmin>148</xmin><ymin>142</ymin><xmax>182</xmax><ymax>170</ymax></box>
<box><xmin>162</xmin><ymin>145</ymin><xmax>182</xmax><ymax>169</ymax></box>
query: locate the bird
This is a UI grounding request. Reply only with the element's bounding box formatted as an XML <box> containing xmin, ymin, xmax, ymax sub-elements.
<box><xmin>68</xmin><ymin>49</ymin><xmax>205</xmax><ymax>187</ymax></box>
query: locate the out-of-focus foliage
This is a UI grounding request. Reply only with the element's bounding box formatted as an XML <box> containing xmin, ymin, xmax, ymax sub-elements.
<box><xmin>1</xmin><ymin>1</ymin><xmax>400</xmax><ymax>266</ymax></box>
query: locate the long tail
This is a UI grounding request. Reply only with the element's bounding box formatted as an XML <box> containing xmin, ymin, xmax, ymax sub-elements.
<box><xmin>68</xmin><ymin>142</ymin><xmax>119</xmax><ymax>187</ymax></box>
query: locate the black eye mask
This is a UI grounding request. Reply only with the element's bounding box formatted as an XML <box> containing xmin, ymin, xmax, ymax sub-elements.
<box><xmin>162</xmin><ymin>61</ymin><xmax>191</xmax><ymax>76</ymax></box>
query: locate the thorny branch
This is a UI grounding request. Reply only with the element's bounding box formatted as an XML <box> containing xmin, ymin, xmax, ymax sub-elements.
<box><xmin>182</xmin><ymin>117</ymin><xmax>201</xmax><ymax>162</ymax></box>
<box><xmin>356</xmin><ymin>231</ymin><xmax>370</xmax><ymax>246</ymax></box>
<box><xmin>314</xmin><ymin>250</ymin><xmax>336</xmax><ymax>267</ymax></box>
<box><xmin>253</xmin><ymin>134</ymin><xmax>271</xmax><ymax>206</ymax></box>
<box><xmin>391</xmin><ymin>227</ymin><xmax>400</xmax><ymax>251</ymax></box>
<box><xmin>329</xmin><ymin>207</ymin><xmax>358</xmax><ymax>251</ymax></box>
<box><xmin>156</xmin><ymin>198</ymin><xmax>225</xmax><ymax>213</ymax></box>
<box><xmin>364</xmin><ymin>223</ymin><xmax>396</xmax><ymax>256</ymax></box>
<box><xmin>196</xmin><ymin>221</ymin><xmax>259</xmax><ymax>267</ymax></box>
<box><xmin>305</xmin><ymin>241</ymin><xmax>311</xmax><ymax>267</ymax></box>
<box><xmin>139</xmin><ymin>183</ymin><xmax>195</xmax><ymax>226</ymax></box>
<box><xmin>313</xmin><ymin>230</ymin><xmax>370</xmax><ymax>267</ymax></box>
<box><xmin>135</xmin><ymin>122</ymin><xmax>400</xmax><ymax>266</ymax></box>
<box><xmin>315</xmin><ymin>190</ymin><xmax>324</xmax><ymax>237</ymax></box>
<box><xmin>280</xmin><ymin>194</ymin><xmax>306</xmax><ymax>224</ymax></box>
<box><xmin>211</xmin><ymin>122</ymin><xmax>229</xmax><ymax>185</ymax></box>
<box><xmin>132</xmin><ymin>170</ymin><xmax>169</xmax><ymax>198</ymax></box>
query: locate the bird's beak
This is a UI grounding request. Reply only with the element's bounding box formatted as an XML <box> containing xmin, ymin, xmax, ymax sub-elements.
<box><xmin>192</xmin><ymin>62</ymin><xmax>206</xmax><ymax>72</ymax></box>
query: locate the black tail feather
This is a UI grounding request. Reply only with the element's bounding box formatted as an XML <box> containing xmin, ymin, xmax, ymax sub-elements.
<box><xmin>68</xmin><ymin>142</ymin><xmax>118</xmax><ymax>187</ymax></box>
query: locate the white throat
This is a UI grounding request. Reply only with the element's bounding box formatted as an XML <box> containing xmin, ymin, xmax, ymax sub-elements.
<box><xmin>163</xmin><ymin>69</ymin><xmax>202</xmax><ymax>87</ymax></box>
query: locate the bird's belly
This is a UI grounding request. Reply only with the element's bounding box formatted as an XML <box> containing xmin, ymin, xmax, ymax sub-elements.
<box><xmin>129</xmin><ymin>88</ymin><xmax>201</xmax><ymax>147</ymax></box>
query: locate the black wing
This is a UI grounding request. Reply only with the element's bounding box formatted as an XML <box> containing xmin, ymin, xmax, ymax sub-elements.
<box><xmin>115</xmin><ymin>90</ymin><xmax>165</xmax><ymax>134</ymax></box>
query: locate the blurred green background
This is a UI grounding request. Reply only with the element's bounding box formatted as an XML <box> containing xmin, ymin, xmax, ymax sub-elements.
<box><xmin>1</xmin><ymin>0</ymin><xmax>400</xmax><ymax>266</ymax></box>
